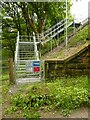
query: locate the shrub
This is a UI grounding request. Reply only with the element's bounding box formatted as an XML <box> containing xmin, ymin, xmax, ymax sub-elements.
<box><xmin>7</xmin><ymin>76</ymin><xmax>89</xmax><ymax>117</ymax></box>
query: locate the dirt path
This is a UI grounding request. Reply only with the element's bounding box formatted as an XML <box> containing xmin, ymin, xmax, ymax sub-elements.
<box><xmin>40</xmin><ymin>107</ymin><xmax>88</xmax><ymax>118</ymax></box>
<box><xmin>2</xmin><ymin>107</ymin><xmax>88</xmax><ymax>119</ymax></box>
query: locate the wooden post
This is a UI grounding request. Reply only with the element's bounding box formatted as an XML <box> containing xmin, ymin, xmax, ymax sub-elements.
<box><xmin>8</xmin><ymin>58</ymin><xmax>14</xmax><ymax>84</ymax></box>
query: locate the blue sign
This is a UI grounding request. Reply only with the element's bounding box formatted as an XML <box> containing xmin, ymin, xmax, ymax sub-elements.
<box><xmin>33</xmin><ymin>61</ymin><xmax>40</xmax><ymax>66</ymax></box>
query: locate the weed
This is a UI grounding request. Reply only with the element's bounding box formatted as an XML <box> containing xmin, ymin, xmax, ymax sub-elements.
<box><xmin>5</xmin><ymin>76</ymin><xmax>89</xmax><ymax>118</ymax></box>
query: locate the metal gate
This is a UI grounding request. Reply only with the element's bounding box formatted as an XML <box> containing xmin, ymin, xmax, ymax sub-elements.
<box><xmin>14</xmin><ymin>32</ymin><xmax>44</xmax><ymax>84</ymax></box>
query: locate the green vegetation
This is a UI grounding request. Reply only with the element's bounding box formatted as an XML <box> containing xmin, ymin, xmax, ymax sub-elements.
<box><xmin>2</xmin><ymin>46</ymin><xmax>9</xmax><ymax>67</ymax></box>
<box><xmin>68</xmin><ymin>25</ymin><xmax>88</xmax><ymax>47</ymax></box>
<box><xmin>1</xmin><ymin>23</ymin><xmax>89</xmax><ymax>120</ymax></box>
<box><xmin>1</xmin><ymin>2</ymin><xmax>89</xmax><ymax>119</ymax></box>
<box><xmin>41</xmin><ymin>24</ymin><xmax>89</xmax><ymax>59</ymax></box>
<box><xmin>3</xmin><ymin>75</ymin><xmax>89</xmax><ymax>119</ymax></box>
<box><xmin>40</xmin><ymin>26</ymin><xmax>75</xmax><ymax>55</ymax></box>
<box><xmin>1</xmin><ymin>2</ymin><xmax>71</xmax><ymax>59</ymax></box>
<box><xmin>2</xmin><ymin>70</ymin><xmax>9</xmax><ymax>95</ymax></box>
<box><xmin>41</xmin><ymin>35</ymin><xmax>65</xmax><ymax>55</ymax></box>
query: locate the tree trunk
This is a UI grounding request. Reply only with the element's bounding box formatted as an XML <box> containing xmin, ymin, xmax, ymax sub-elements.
<box><xmin>39</xmin><ymin>13</ymin><xmax>47</xmax><ymax>34</ymax></box>
<box><xmin>21</xmin><ymin>3</ymin><xmax>38</xmax><ymax>35</ymax></box>
<box><xmin>39</xmin><ymin>13</ymin><xmax>47</xmax><ymax>47</ymax></box>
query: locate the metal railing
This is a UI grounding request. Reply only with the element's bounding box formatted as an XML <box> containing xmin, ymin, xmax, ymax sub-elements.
<box><xmin>40</xmin><ymin>19</ymin><xmax>73</xmax><ymax>44</ymax></box>
<box><xmin>15</xmin><ymin>17</ymin><xmax>89</xmax><ymax>62</ymax></box>
<box><xmin>44</xmin><ymin>19</ymin><xmax>66</xmax><ymax>35</ymax></box>
<box><xmin>14</xmin><ymin>17</ymin><xmax>88</xmax><ymax>83</ymax></box>
<box><xmin>14</xmin><ymin>32</ymin><xmax>41</xmax><ymax>83</ymax></box>
<box><xmin>15</xmin><ymin>32</ymin><xmax>19</xmax><ymax>63</ymax></box>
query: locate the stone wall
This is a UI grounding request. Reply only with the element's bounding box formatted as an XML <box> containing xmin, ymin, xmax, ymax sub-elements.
<box><xmin>44</xmin><ymin>44</ymin><xmax>90</xmax><ymax>79</ymax></box>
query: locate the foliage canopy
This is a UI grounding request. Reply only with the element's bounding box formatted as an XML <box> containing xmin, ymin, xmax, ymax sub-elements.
<box><xmin>1</xmin><ymin>2</ymin><xmax>71</xmax><ymax>58</ymax></box>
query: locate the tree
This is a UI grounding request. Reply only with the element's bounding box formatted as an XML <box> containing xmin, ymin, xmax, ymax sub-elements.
<box><xmin>2</xmin><ymin>2</ymin><xmax>71</xmax><ymax>34</ymax></box>
<box><xmin>2</xmin><ymin>17</ymin><xmax>17</xmax><ymax>59</ymax></box>
<box><xmin>1</xmin><ymin>1</ymin><xmax>71</xmax><ymax>58</ymax></box>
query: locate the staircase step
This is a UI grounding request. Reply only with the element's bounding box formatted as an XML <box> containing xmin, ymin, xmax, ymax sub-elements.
<box><xmin>16</xmin><ymin>77</ymin><xmax>41</xmax><ymax>85</ymax></box>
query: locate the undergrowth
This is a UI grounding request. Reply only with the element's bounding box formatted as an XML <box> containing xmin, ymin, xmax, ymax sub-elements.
<box><xmin>41</xmin><ymin>25</ymin><xmax>89</xmax><ymax>60</ymax></box>
<box><xmin>5</xmin><ymin>76</ymin><xmax>89</xmax><ymax>119</ymax></box>
<box><xmin>68</xmin><ymin>25</ymin><xmax>88</xmax><ymax>47</ymax></box>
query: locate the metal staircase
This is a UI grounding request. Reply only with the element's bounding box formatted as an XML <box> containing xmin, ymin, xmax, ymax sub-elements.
<box><xmin>15</xmin><ymin>17</ymin><xmax>88</xmax><ymax>84</ymax></box>
<box><xmin>15</xmin><ymin>33</ymin><xmax>41</xmax><ymax>84</ymax></box>
<box><xmin>14</xmin><ymin>19</ymin><xmax>74</xmax><ymax>84</ymax></box>
<box><xmin>41</xmin><ymin>19</ymin><xmax>73</xmax><ymax>43</ymax></box>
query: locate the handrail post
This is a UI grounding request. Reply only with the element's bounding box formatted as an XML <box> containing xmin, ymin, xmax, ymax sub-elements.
<box><xmin>66</xmin><ymin>0</ymin><xmax>68</xmax><ymax>48</ymax></box>
<box><xmin>33</xmin><ymin>32</ymin><xmax>39</xmax><ymax>60</ymax></box>
<box><xmin>15</xmin><ymin>31</ymin><xmax>19</xmax><ymax>64</ymax></box>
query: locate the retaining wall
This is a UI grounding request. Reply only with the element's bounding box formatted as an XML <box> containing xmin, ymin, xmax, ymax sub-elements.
<box><xmin>44</xmin><ymin>44</ymin><xmax>90</xmax><ymax>79</ymax></box>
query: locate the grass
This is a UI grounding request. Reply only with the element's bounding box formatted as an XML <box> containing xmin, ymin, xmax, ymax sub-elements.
<box><xmin>41</xmin><ymin>24</ymin><xmax>90</xmax><ymax>60</ymax></box>
<box><xmin>2</xmin><ymin>73</ymin><xmax>89</xmax><ymax>119</ymax></box>
<box><xmin>2</xmin><ymin>47</ymin><xmax>9</xmax><ymax>67</ymax></box>
<box><xmin>68</xmin><ymin>25</ymin><xmax>88</xmax><ymax>47</ymax></box>
<box><xmin>2</xmin><ymin>69</ymin><xmax>10</xmax><ymax>96</ymax></box>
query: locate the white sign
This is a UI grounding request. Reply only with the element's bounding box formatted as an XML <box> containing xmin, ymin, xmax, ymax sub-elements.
<box><xmin>26</xmin><ymin>61</ymin><xmax>33</xmax><ymax>73</ymax></box>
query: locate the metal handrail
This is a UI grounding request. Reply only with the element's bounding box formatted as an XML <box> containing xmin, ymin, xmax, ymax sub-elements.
<box><xmin>45</xmin><ymin>22</ymin><xmax>66</xmax><ymax>38</ymax></box>
<box><xmin>44</xmin><ymin>19</ymin><xmax>66</xmax><ymax>34</ymax></box>
<box><xmin>42</xmin><ymin>20</ymin><xmax>73</xmax><ymax>44</ymax></box>
<box><xmin>15</xmin><ymin>17</ymin><xmax>88</xmax><ymax>62</ymax></box>
<box><xmin>15</xmin><ymin>31</ymin><xmax>19</xmax><ymax>63</ymax></box>
<box><xmin>33</xmin><ymin>33</ymin><xmax>39</xmax><ymax>60</ymax></box>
